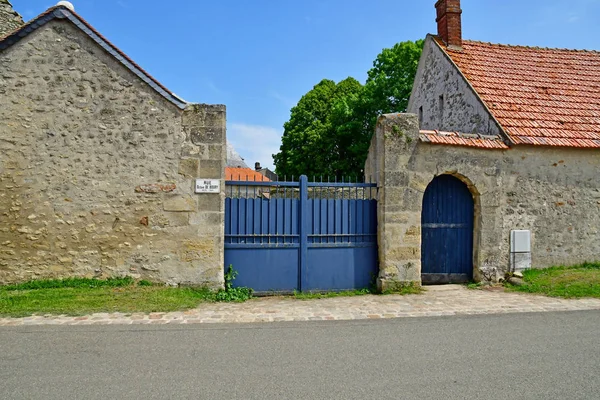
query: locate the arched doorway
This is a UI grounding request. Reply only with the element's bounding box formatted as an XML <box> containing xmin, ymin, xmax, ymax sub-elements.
<box><xmin>421</xmin><ymin>175</ymin><xmax>474</xmax><ymax>284</ymax></box>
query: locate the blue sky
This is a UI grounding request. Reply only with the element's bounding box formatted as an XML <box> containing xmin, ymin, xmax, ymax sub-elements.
<box><xmin>13</xmin><ymin>0</ymin><xmax>600</xmax><ymax>169</ymax></box>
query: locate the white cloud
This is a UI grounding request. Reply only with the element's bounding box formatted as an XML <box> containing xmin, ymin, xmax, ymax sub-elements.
<box><xmin>227</xmin><ymin>123</ymin><xmax>282</xmax><ymax>170</ymax></box>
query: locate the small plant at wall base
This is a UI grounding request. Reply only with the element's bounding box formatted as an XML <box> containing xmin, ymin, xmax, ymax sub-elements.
<box><xmin>215</xmin><ymin>265</ymin><xmax>253</xmax><ymax>302</ymax></box>
<box><xmin>381</xmin><ymin>280</ymin><xmax>423</xmax><ymax>295</ymax></box>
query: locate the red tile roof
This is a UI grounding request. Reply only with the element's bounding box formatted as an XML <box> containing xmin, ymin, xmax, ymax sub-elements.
<box><xmin>420</xmin><ymin>130</ymin><xmax>509</xmax><ymax>149</ymax></box>
<box><xmin>225</xmin><ymin>167</ymin><xmax>271</xmax><ymax>182</ymax></box>
<box><xmin>438</xmin><ymin>38</ymin><xmax>600</xmax><ymax>148</ymax></box>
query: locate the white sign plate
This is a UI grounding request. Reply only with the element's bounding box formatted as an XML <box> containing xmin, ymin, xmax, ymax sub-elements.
<box><xmin>195</xmin><ymin>179</ymin><xmax>220</xmax><ymax>194</ymax></box>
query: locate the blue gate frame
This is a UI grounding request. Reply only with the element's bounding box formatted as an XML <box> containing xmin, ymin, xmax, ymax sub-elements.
<box><xmin>225</xmin><ymin>175</ymin><xmax>378</xmax><ymax>293</ymax></box>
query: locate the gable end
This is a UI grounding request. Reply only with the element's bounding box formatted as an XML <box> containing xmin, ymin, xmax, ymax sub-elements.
<box><xmin>0</xmin><ymin>6</ymin><xmax>187</xmax><ymax>109</ymax></box>
<box><xmin>408</xmin><ymin>35</ymin><xmax>510</xmax><ymax>144</ymax></box>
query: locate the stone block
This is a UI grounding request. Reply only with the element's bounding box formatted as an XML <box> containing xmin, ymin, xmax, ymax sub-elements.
<box><xmin>383</xmin><ymin>212</ymin><xmax>412</xmax><ymax>224</ymax></box>
<box><xmin>382</xmin><ymin>152</ymin><xmax>407</xmax><ymax>172</ymax></box>
<box><xmin>135</xmin><ymin>183</ymin><xmax>176</xmax><ymax>193</ymax></box>
<box><xmin>163</xmin><ymin>195</ymin><xmax>196</xmax><ymax>212</ymax></box>
<box><xmin>387</xmin><ymin>246</ymin><xmax>420</xmax><ymax>261</ymax></box>
<box><xmin>181</xmin><ymin>142</ymin><xmax>208</xmax><ymax>158</ymax></box>
<box><xmin>179</xmin><ymin>238</ymin><xmax>218</xmax><ymax>262</ymax></box>
<box><xmin>403</xmin><ymin>225</ymin><xmax>421</xmax><ymax>244</ymax></box>
<box><xmin>408</xmin><ymin>173</ymin><xmax>431</xmax><ymax>192</ymax></box>
<box><xmin>182</xmin><ymin>104</ymin><xmax>226</xmax><ymax>147</ymax></box>
<box><xmin>182</xmin><ymin>104</ymin><xmax>226</xmax><ymax>126</ymax></box>
<box><xmin>384</xmin><ymin>171</ymin><xmax>409</xmax><ymax>187</ymax></box>
<box><xmin>189</xmin><ymin>211</ymin><xmax>223</xmax><ymax>228</ymax></box>
<box><xmin>382</xmin><ymin>187</ymin><xmax>406</xmax><ymax>206</ymax></box>
<box><xmin>199</xmin><ymin>266</ymin><xmax>224</xmax><ymax>283</ymax></box>
<box><xmin>195</xmin><ymin>193</ymin><xmax>223</xmax><ymax>212</ymax></box>
<box><xmin>198</xmin><ymin>160</ymin><xmax>223</xmax><ymax>179</ymax></box>
<box><xmin>189</xmin><ymin>126</ymin><xmax>223</xmax><ymax>145</ymax></box>
<box><xmin>178</xmin><ymin>158</ymin><xmax>199</xmax><ymax>178</ymax></box>
<box><xmin>403</xmin><ymin>188</ymin><xmax>424</xmax><ymax>211</ymax></box>
<box><xmin>207</xmin><ymin>144</ymin><xmax>225</xmax><ymax>160</ymax></box>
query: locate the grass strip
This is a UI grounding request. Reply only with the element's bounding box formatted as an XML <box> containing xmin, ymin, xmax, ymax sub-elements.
<box><xmin>0</xmin><ymin>285</ymin><xmax>216</xmax><ymax>318</ymax></box>
<box><xmin>0</xmin><ymin>276</ymin><xmax>255</xmax><ymax>318</ymax></box>
<box><xmin>508</xmin><ymin>262</ymin><xmax>600</xmax><ymax>298</ymax></box>
<box><xmin>0</xmin><ymin>286</ymin><xmax>215</xmax><ymax>317</ymax></box>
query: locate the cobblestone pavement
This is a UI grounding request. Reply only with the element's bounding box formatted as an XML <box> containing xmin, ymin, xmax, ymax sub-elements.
<box><xmin>2</xmin><ymin>285</ymin><xmax>600</xmax><ymax>327</ymax></box>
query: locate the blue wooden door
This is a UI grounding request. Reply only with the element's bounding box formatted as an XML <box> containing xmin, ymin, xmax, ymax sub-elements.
<box><xmin>421</xmin><ymin>175</ymin><xmax>474</xmax><ymax>284</ymax></box>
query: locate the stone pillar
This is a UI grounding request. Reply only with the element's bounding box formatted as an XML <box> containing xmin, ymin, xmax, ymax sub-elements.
<box><xmin>367</xmin><ymin>113</ymin><xmax>423</xmax><ymax>291</ymax></box>
<box><xmin>181</xmin><ymin>104</ymin><xmax>226</xmax><ymax>288</ymax></box>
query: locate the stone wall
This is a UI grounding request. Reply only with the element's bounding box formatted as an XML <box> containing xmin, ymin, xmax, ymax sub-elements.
<box><xmin>0</xmin><ymin>0</ymin><xmax>23</xmax><ymax>38</ymax></box>
<box><xmin>368</xmin><ymin>113</ymin><xmax>600</xmax><ymax>288</ymax></box>
<box><xmin>0</xmin><ymin>20</ymin><xmax>225</xmax><ymax>286</ymax></box>
<box><xmin>407</xmin><ymin>35</ymin><xmax>503</xmax><ymax>137</ymax></box>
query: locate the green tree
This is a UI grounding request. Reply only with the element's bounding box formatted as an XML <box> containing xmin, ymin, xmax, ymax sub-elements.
<box><xmin>365</xmin><ymin>39</ymin><xmax>425</xmax><ymax>117</ymax></box>
<box><xmin>274</xmin><ymin>39</ymin><xmax>424</xmax><ymax>178</ymax></box>
<box><xmin>273</xmin><ymin>77</ymin><xmax>363</xmax><ymax>178</ymax></box>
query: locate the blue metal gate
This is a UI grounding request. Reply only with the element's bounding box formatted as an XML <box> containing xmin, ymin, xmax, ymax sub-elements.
<box><xmin>421</xmin><ymin>174</ymin><xmax>474</xmax><ymax>284</ymax></box>
<box><xmin>225</xmin><ymin>175</ymin><xmax>378</xmax><ymax>293</ymax></box>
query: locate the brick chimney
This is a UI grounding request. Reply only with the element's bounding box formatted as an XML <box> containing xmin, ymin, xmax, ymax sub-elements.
<box><xmin>0</xmin><ymin>0</ymin><xmax>24</xmax><ymax>37</ymax></box>
<box><xmin>435</xmin><ymin>0</ymin><xmax>462</xmax><ymax>50</ymax></box>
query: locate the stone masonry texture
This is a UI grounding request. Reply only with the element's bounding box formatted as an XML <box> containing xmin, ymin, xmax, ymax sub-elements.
<box><xmin>366</xmin><ymin>113</ymin><xmax>600</xmax><ymax>288</ymax></box>
<box><xmin>0</xmin><ymin>0</ymin><xmax>23</xmax><ymax>38</ymax></box>
<box><xmin>408</xmin><ymin>36</ymin><xmax>503</xmax><ymax>137</ymax></box>
<box><xmin>0</xmin><ymin>20</ymin><xmax>225</xmax><ymax>287</ymax></box>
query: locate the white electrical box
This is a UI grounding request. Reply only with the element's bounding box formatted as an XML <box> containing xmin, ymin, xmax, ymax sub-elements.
<box><xmin>510</xmin><ymin>230</ymin><xmax>531</xmax><ymax>253</ymax></box>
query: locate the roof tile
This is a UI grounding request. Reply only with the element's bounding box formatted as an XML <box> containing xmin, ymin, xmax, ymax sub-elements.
<box><xmin>419</xmin><ymin>130</ymin><xmax>509</xmax><ymax>149</ymax></box>
<box><xmin>438</xmin><ymin>38</ymin><xmax>600</xmax><ymax>148</ymax></box>
<box><xmin>225</xmin><ymin>168</ymin><xmax>271</xmax><ymax>182</ymax></box>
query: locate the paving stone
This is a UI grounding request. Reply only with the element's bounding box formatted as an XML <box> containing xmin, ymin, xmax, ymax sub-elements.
<box><xmin>2</xmin><ymin>285</ymin><xmax>600</xmax><ymax>327</ymax></box>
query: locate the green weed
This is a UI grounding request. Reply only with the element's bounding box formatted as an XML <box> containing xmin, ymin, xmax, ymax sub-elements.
<box><xmin>2</xmin><ymin>276</ymin><xmax>138</xmax><ymax>291</ymax></box>
<box><xmin>214</xmin><ymin>265</ymin><xmax>253</xmax><ymax>302</ymax></box>
<box><xmin>293</xmin><ymin>288</ymin><xmax>373</xmax><ymax>300</ymax></box>
<box><xmin>466</xmin><ymin>282</ymin><xmax>483</xmax><ymax>290</ymax></box>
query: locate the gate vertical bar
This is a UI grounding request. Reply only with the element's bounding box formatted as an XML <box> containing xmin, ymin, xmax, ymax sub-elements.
<box><xmin>299</xmin><ymin>175</ymin><xmax>309</xmax><ymax>292</ymax></box>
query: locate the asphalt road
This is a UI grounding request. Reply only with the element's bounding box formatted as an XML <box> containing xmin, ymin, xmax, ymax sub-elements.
<box><xmin>1</xmin><ymin>311</ymin><xmax>599</xmax><ymax>400</ymax></box>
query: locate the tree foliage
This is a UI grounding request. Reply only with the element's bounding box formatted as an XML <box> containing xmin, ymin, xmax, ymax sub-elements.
<box><xmin>273</xmin><ymin>77</ymin><xmax>364</xmax><ymax>178</ymax></box>
<box><xmin>274</xmin><ymin>39</ymin><xmax>424</xmax><ymax>178</ymax></box>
